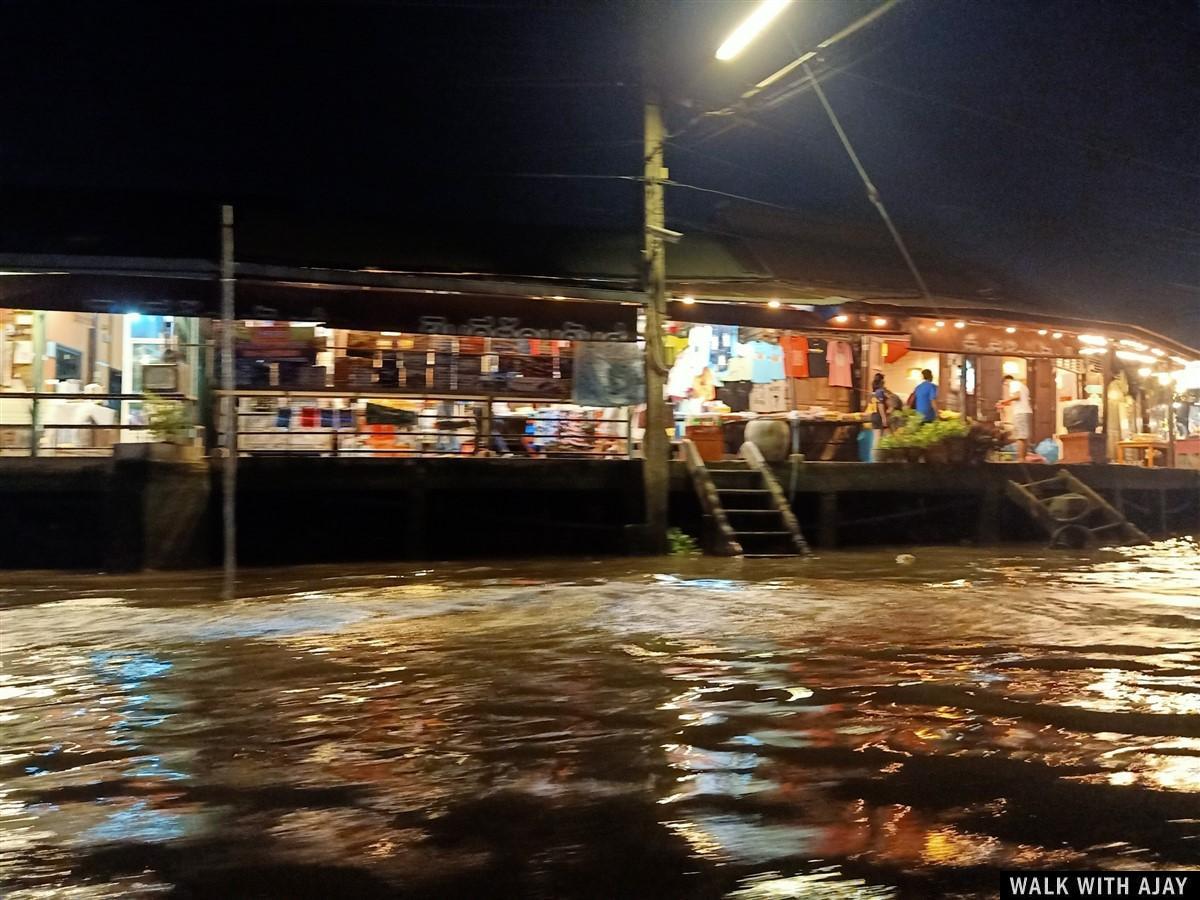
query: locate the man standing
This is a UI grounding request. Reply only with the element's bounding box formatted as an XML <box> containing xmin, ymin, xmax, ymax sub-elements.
<box><xmin>997</xmin><ymin>373</ymin><xmax>1033</xmax><ymax>460</ymax></box>
<box><xmin>912</xmin><ymin>369</ymin><xmax>939</xmax><ymax>423</ymax></box>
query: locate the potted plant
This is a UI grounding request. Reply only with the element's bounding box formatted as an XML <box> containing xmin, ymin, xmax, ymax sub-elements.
<box><xmin>144</xmin><ymin>392</ymin><xmax>190</xmax><ymax>444</ymax></box>
<box><xmin>115</xmin><ymin>393</ymin><xmax>199</xmax><ymax>461</ymax></box>
<box><xmin>922</xmin><ymin>414</ymin><xmax>970</xmax><ymax>464</ymax></box>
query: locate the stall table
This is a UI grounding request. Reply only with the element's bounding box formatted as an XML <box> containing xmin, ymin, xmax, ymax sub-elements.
<box><xmin>1116</xmin><ymin>440</ymin><xmax>1170</xmax><ymax>467</ymax></box>
<box><xmin>1176</xmin><ymin>436</ymin><xmax>1200</xmax><ymax>470</ymax></box>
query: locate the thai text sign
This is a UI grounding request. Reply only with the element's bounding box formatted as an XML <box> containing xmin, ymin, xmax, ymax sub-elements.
<box><xmin>907</xmin><ymin>317</ymin><xmax>1078</xmax><ymax>358</ymax></box>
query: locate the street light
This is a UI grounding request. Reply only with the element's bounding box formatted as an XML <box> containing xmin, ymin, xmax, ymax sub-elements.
<box><xmin>715</xmin><ymin>0</ymin><xmax>793</xmax><ymax>61</ymax></box>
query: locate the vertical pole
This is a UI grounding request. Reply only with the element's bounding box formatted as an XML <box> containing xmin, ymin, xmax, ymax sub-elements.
<box><xmin>1166</xmin><ymin>382</ymin><xmax>1177</xmax><ymax>468</ymax></box>
<box><xmin>1100</xmin><ymin>350</ymin><xmax>1112</xmax><ymax>463</ymax></box>
<box><xmin>642</xmin><ymin>96</ymin><xmax>669</xmax><ymax>551</ymax></box>
<box><xmin>29</xmin><ymin>310</ymin><xmax>46</xmax><ymax>457</ymax></box>
<box><xmin>220</xmin><ymin>204</ymin><xmax>237</xmax><ymax>600</ymax></box>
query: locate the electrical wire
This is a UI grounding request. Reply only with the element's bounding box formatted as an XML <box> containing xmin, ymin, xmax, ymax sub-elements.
<box><xmin>838</xmin><ymin>70</ymin><xmax>1200</xmax><ymax>181</ymax></box>
<box><xmin>801</xmin><ymin>60</ymin><xmax>933</xmax><ymax>303</ymax></box>
<box><xmin>663</xmin><ymin>179</ymin><xmax>806</xmax><ymax>213</ymax></box>
<box><xmin>671</xmin><ymin>0</ymin><xmax>906</xmax><ymax>142</ymax></box>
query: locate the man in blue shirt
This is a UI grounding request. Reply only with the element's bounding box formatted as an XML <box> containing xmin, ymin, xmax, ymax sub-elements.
<box><xmin>913</xmin><ymin>369</ymin><xmax>939</xmax><ymax>422</ymax></box>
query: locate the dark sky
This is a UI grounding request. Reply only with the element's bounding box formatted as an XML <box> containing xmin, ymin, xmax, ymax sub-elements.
<box><xmin>2</xmin><ymin>0</ymin><xmax>1198</xmax><ymax>341</ymax></box>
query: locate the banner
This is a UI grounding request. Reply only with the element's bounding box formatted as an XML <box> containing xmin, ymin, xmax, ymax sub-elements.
<box><xmin>573</xmin><ymin>342</ymin><xmax>645</xmax><ymax>407</ymax></box>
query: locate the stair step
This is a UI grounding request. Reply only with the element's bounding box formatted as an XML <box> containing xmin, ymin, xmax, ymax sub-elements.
<box><xmin>716</xmin><ymin>488</ymin><xmax>775</xmax><ymax>509</ymax></box>
<box><xmin>708</xmin><ymin>470</ymin><xmax>762</xmax><ymax>488</ymax></box>
<box><xmin>732</xmin><ymin>530</ymin><xmax>792</xmax><ymax>537</ymax></box>
<box><xmin>743</xmin><ymin>553</ymin><xmax>802</xmax><ymax>558</ymax></box>
<box><xmin>706</xmin><ymin>460</ymin><xmax>750</xmax><ymax>470</ymax></box>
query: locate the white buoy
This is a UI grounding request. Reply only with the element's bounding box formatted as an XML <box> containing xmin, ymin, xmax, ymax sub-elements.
<box><xmin>896</xmin><ymin>553</ymin><xmax>916</xmax><ymax>565</ymax></box>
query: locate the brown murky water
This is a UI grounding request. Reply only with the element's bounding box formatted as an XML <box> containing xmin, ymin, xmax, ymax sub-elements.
<box><xmin>2</xmin><ymin>542</ymin><xmax>1199</xmax><ymax>899</ymax></box>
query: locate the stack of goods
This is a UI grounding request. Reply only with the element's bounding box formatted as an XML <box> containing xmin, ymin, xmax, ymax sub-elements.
<box><xmin>554</xmin><ymin>411</ymin><xmax>599</xmax><ymax>454</ymax></box>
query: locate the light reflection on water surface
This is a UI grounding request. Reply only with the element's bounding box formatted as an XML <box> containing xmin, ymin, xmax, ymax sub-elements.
<box><xmin>1</xmin><ymin>540</ymin><xmax>1199</xmax><ymax>898</ymax></box>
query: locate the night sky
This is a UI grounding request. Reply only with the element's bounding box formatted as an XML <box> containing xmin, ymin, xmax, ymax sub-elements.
<box><xmin>2</xmin><ymin>0</ymin><xmax>1197</xmax><ymax>341</ymax></box>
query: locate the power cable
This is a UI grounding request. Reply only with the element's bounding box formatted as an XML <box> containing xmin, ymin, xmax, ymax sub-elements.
<box><xmin>663</xmin><ymin>179</ymin><xmax>806</xmax><ymax>213</ymax></box>
<box><xmin>838</xmin><ymin>69</ymin><xmax>1200</xmax><ymax>181</ymax></box>
<box><xmin>801</xmin><ymin>60</ymin><xmax>933</xmax><ymax>304</ymax></box>
<box><xmin>671</xmin><ymin>0</ymin><xmax>906</xmax><ymax>142</ymax></box>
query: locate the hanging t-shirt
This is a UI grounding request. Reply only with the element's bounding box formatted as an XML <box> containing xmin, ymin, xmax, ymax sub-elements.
<box><xmin>807</xmin><ymin>338</ymin><xmax>830</xmax><ymax>378</ymax></box>
<box><xmin>826</xmin><ymin>339</ymin><xmax>854</xmax><ymax>388</ymax></box>
<box><xmin>687</xmin><ymin>325</ymin><xmax>714</xmax><ymax>364</ymax></box>
<box><xmin>749</xmin><ymin>340</ymin><xmax>786</xmax><ymax>384</ymax></box>
<box><xmin>780</xmin><ymin>334</ymin><xmax>810</xmax><ymax>378</ymax></box>
<box><xmin>717</xmin><ymin>381</ymin><xmax>752</xmax><ymax>412</ymax></box>
<box><xmin>662</xmin><ymin>333</ymin><xmax>689</xmax><ymax>367</ymax></box>
<box><xmin>721</xmin><ymin>341</ymin><xmax>754</xmax><ymax>382</ymax></box>
<box><xmin>666</xmin><ymin>345</ymin><xmax>706</xmax><ymax>397</ymax></box>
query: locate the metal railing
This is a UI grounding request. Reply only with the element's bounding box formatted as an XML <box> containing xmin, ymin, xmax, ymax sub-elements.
<box><xmin>0</xmin><ymin>392</ymin><xmax>197</xmax><ymax>457</ymax></box>
<box><xmin>215</xmin><ymin>390</ymin><xmax>632</xmax><ymax>459</ymax></box>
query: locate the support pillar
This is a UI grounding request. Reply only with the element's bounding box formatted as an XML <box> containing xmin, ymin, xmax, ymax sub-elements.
<box><xmin>641</xmin><ymin>95</ymin><xmax>669</xmax><ymax>553</ymax></box>
<box><xmin>819</xmin><ymin>491</ymin><xmax>838</xmax><ymax>548</ymax></box>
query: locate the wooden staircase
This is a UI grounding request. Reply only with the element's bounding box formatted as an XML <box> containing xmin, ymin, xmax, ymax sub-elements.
<box><xmin>681</xmin><ymin>440</ymin><xmax>810</xmax><ymax>557</ymax></box>
<box><xmin>1006</xmin><ymin>469</ymin><xmax>1150</xmax><ymax>549</ymax></box>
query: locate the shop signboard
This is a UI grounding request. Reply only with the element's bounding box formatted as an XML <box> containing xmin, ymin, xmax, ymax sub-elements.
<box><xmin>234</xmin><ymin>324</ymin><xmax>320</xmax><ymax>361</ymax></box>
<box><xmin>907</xmin><ymin>317</ymin><xmax>1077</xmax><ymax>358</ymax></box>
<box><xmin>237</xmin><ymin>282</ymin><xmax>637</xmax><ymax>342</ymax></box>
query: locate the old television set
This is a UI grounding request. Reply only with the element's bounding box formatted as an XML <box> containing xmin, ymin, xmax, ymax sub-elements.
<box><xmin>141</xmin><ymin>363</ymin><xmax>180</xmax><ymax>393</ymax></box>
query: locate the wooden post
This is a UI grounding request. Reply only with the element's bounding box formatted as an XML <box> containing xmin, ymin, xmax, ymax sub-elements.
<box><xmin>819</xmin><ymin>491</ymin><xmax>838</xmax><ymax>548</ymax></box>
<box><xmin>641</xmin><ymin>95</ymin><xmax>669</xmax><ymax>551</ymax></box>
<box><xmin>977</xmin><ymin>485</ymin><xmax>1001</xmax><ymax>544</ymax></box>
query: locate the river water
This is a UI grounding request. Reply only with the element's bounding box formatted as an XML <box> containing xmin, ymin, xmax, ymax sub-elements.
<box><xmin>2</xmin><ymin>542</ymin><xmax>1199</xmax><ymax>899</ymax></box>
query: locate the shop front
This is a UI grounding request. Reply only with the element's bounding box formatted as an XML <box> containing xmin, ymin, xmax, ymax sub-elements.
<box><xmin>216</xmin><ymin>320</ymin><xmax>638</xmax><ymax>458</ymax></box>
<box><xmin>0</xmin><ymin>306</ymin><xmax>202</xmax><ymax>455</ymax></box>
<box><xmin>0</xmin><ymin>274</ymin><xmax>644</xmax><ymax>459</ymax></box>
<box><xmin>905</xmin><ymin>315</ymin><xmax>1200</xmax><ymax>465</ymax></box>
<box><xmin>4</xmin><ymin>263</ymin><xmax>1199</xmax><ymax>468</ymax></box>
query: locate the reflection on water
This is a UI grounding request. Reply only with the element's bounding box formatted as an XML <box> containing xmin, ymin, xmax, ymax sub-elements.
<box><xmin>1</xmin><ymin>540</ymin><xmax>1199</xmax><ymax>898</ymax></box>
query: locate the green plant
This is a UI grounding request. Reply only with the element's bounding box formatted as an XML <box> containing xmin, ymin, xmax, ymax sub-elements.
<box><xmin>923</xmin><ymin>417</ymin><xmax>969</xmax><ymax>442</ymax></box>
<box><xmin>880</xmin><ymin>412</ymin><xmax>970</xmax><ymax>454</ymax></box>
<box><xmin>143</xmin><ymin>392</ymin><xmax>189</xmax><ymax>442</ymax></box>
<box><xmin>667</xmin><ymin>527</ymin><xmax>700</xmax><ymax>556</ymax></box>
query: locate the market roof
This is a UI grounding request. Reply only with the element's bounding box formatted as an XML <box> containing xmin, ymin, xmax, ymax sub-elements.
<box><xmin>0</xmin><ymin>189</ymin><xmax>1195</xmax><ymax>355</ymax></box>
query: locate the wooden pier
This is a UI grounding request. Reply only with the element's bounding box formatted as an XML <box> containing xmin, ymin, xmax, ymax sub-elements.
<box><xmin>1</xmin><ymin>456</ymin><xmax>1197</xmax><ymax>570</ymax></box>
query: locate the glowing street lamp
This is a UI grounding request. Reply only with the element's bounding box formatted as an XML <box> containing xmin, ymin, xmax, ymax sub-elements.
<box><xmin>716</xmin><ymin>0</ymin><xmax>793</xmax><ymax>61</ymax></box>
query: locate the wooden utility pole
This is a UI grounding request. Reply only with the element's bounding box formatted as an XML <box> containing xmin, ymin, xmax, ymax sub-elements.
<box><xmin>220</xmin><ymin>204</ymin><xmax>237</xmax><ymax>599</ymax></box>
<box><xmin>642</xmin><ymin>96</ymin><xmax>669</xmax><ymax>550</ymax></box>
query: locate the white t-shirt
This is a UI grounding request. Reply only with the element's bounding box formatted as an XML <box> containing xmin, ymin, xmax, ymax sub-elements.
<box><xmin>1007</xmin><ymin>379</ymin><xmax>1032</xmax><ymax>415</ymax></box>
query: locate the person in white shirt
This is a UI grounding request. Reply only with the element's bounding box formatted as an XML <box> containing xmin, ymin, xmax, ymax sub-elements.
<box><xmin>997</xmin><ymin>374</ymin><xmax>1034</xmax><ymax>460</ymax></box>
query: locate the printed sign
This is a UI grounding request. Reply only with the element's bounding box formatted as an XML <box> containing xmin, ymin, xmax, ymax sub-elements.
<box><xmin>908</xmin><ymin>317</ymin><xmax>1077</xmax><ymax>358</ymax></box>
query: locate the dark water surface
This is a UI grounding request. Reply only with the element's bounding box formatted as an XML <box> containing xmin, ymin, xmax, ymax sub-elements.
<box><xmin>2</xmin><ymin>543</ymin><xmax>1199</xmax><ymax>899</ymax></box>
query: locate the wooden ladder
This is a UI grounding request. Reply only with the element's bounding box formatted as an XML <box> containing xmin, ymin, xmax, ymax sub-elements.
<box><xmin>1005</xmin><ymin>469</ymin><xmax>1150</xmax><ymax>548</ymax></box>
<box><xmin>681</xmin><ymin>439</ymin><xmax>810</xmax><ymax>557</ymax></box>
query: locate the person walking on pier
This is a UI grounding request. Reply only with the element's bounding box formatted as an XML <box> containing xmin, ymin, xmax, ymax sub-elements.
<box><xmin>911</xmin><ymin>369</ymin><xmax>939</xmax><ymax>423</ymax></box>
<box><xmin>998</xmin><ymin>373</ymin><xmax>1033</xmax><ymax>460</ymax></box>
